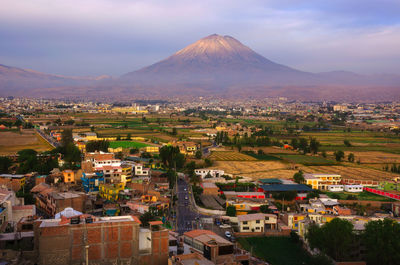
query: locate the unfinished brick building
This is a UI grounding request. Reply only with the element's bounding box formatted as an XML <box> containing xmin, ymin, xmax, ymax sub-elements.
<box><xmin>34</xmin><ymin>215</ymin><xmax>168</xmax><ymax>265</ymax></box>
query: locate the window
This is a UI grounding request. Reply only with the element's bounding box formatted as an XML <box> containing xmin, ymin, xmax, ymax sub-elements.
<box><xmin>243</xmin><ymin>221</ymin><xmax>248</xmax><ymax>225</ymax></box>
<box><xmin>256</xmin><ymin>220</ymin><xmax>260</xmax><ymax>224</ymax></box>
<box><xmin>243</xmin><ymin>226</ymin><xmax>249</xmax><ymax>230</ymax></box>
<box><xmin>255</xmin><ymin>227</ymin><xmax>260</xmax><ymax>230</ymax></box>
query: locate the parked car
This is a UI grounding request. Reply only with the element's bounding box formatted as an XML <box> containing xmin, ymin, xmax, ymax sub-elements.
<box><xmin>225</xmin><ymin>231</ymin><xmax>232</xmax><ymax>238</ymax></box>
<box><xmin>184</xmin><ymin>196</ymin><xmax>188</xmax><ymax>200</ymax></box>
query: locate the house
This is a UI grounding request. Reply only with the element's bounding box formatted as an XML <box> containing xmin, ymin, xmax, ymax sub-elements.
<box><xmin>62</xmin><ymin>170</ymin><xmax>75</xmax><ymax>183</ymax></box>
<box><xmin>183</xmin><ymin>230</ymin><xmax>247</xmax><ymax>264</ymax></box>
<box><xmin>0</xmin><ymin>174</ymin><xmax>26</xmax><ymax>192</ymax></box>
<box><xmin>303</xmin><ymin>174</ymin><xmax>341</xmax><ymax>190</ymax></box>
<box><xmin>282</xmin><ymin>213</ymin><xmax>307</xmax><ymax>229</ymax></box>
<box><xmin>195</xmin><ymin>169</ymin><xmax>225</xmax><ymax>179</ymax></box>
<box><xmin>31</xmin><ymin>184</ymin><xmax>86</xmax><ymax>217</ymax></box>
<box><xmin>225</xmin><ymin>199</ymin><xmax>264</xmax><ymax>214</ymax></box>
<box><xmin>81</xmin><ymin>172</ymin><xmax>105</xmax><ymax>193</ymax></box>
<box><xmin>99</xmin><ymin>183</ymin><xmax>125</xmax><ymax>201</ymax></box>
<box><xmin>237</xmin><ymin>213</ymin><xmax>277</xmax><ymax>232</ymax></box>
<box><xmin>145</xmin><ymin>146</ymin><xmax>160</xmax><ymax>153</ymax></box>
<box><xmin>201</xmin><ymin>182</ymin><xmax>219</xmax><ymax>195</ymax></box>
<box><xmin>344</xmin><ymin>185</ymin><xmax>363</xmax><ymax>193</ymax></box>
<box><xmin>260</xmin><ymin>184</ymin><xmax>313</xmax><ymax>194</ymax></box>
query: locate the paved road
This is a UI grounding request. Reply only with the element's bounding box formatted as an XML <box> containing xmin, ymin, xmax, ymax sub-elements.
<box><xmin>176</xmin><ymin>177</ymin><xmax>205</xmax><ymax>234</ymax></box>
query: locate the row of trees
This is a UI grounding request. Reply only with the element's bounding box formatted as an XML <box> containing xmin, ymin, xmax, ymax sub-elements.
<box><xmin>85</xmin><ymin>140</ymin><xmax>110</xmax><ymax>152</ymax></box>
<box><xmin>307</xmin><ymin>218</ymin><xmax>400</xmax><ymax>264</ymax></box>
<box><xmin>383</xmin><ymin>163</ymin><xmax>400</xmax><ymax>174</ymax></box>
<box><xmin>291</xmin><ymin>137</ymin><xmax>321</xmax><ymax>154</ymax></box>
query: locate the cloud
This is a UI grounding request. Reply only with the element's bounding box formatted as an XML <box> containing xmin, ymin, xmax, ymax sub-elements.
<box><xmin>0</xmin><ymin>0</ymin><xmax>399</xmax><ymax>75</ymax></box>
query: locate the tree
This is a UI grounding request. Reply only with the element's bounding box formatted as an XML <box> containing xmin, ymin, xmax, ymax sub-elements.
<box><xmin>195</xmin><ymin>150</ymin><xmax>202</xmax><ymax>159</ymax></box>
<box><xmin>260</xmin><ymin>204</ymin><xmax>271</xmax><ymax>213</ymax></box>
<box><xmin>159</xmin><ymin>145</ymin><xmax>185</xmax><ymax>169</ymax></box>
<box><xmin>171</xmin><ymin>127</ymin><xmax>177</xmax><ymax>135</ymax></box>
<box><xmin>334</xmin><ymin>150</ymin><xmax>345</xmax><ymax>162</ymax></box>
<box><xmin>309</xmin><ymin>138</ymin><xmax>320</xmax><ymax>154</ymax></box>
<box><xmin>293</xmin><ymin>170</ymin><xmax>304</xmax><ymax>184</ymax></box>
<box><xmin>85</xmin><ymin>140</ymin><xmax>109</xmax><ymax>152</ymax></box>
<box><xmin>116</xmin><ymin>135</ymin><xmax>121</xmax><ymax>141</ymax></box>
<box><xmin>321</xmin><ymin>151</ymin><xmax>327</xmax><ymax>158</ymax></box>
<box><xmin>291</xmin><ymin>138</ymin><xmax>299</xmax><ymax>150</ymax></box>
<box><xmin>306</xmin><ymin>218</ymin><xmax>355</xmax><ymax>261</ymax></box>
<box><xmin>204</xmin><ymin>158</ymin><xmax>213</xmax><ymax>167</ymax></box>
<box><xmin>344</xmin><ymin>139</ymin><xmax>352</xmax><ymax>147</ymax></box>
<box><xmin>115</xmin><ymin>151</ymin><xmax>124</xmax><ymax>160</ymax></box>
<box><xmin>363</xmin><ymin>219</ymin><xmax>400</xmax><ymax>265</ymax></box>
<box><xmin>129</xmin><ymin>148</ymin><xmax>139</xmax><ymax>154</ymax></box>
<box><xmin>226</xmin><ymin>205</ymin><xmax>236</xmax><ymax>217</ymax></box>
<box><xmin>298</xmin><ymin>138</ymin><xmax>309</xmax><ymax>154</ymax></box>
<box><xmin>190</xmin><ymin>174</ymin><xmax>201</xmax><ymax>187</ymax></box>
<box><xmin>139</xmin><ymin>211</ymin><xmax>157</xmax><ymax>227</ymax></box>
<box><xmin>0</xmin><ymin>156</ymin><xmax>12</xmax><ymax>174</ymax></box>
<box><xmin>307</xmin><ymin>190</ymin><xmax>321</xmax><ymax>199</ymax></box>
<box><xmin>348</xmin><ymin>153</ymin><xmax>355</xmax><ymax>163</ymax></box>
<box><xmin>236</xmin><ymin>143</ymin><xmax>242</xmax><ymax>153</ymax></box>
<box><xmin>61</xmin><ymin>129</ymin><xmax>73</xmax><ymax>147</ymax></box>
<box><xmin>126</xmin><ymin>133</ymin><xmax>132</xmax><ymax>140</ymax></box>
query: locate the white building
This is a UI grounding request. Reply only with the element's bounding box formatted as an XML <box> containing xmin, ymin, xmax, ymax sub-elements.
<box><xmin>328</xmin><ymin>185</ymin><xmax>344</xmax><ymax>192</ymax></box>
<box><xmin>195</xmin><ymin>169</ymin><xmax>225</xmax><ymax>179</ymax></box>
<box><xmin>344</xmin><ymin>185</ymin><xmax>363</xmax><ymax>193</ymax></box>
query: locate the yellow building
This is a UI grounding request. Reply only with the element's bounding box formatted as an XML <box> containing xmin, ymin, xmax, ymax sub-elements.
<box><xmin>145</xmin><ymin>146</ymin><xmax>160</xmax><ymax>153</ymax></box>
<box><xmin>284</xmin><ymin>213</ymin><xmax>307</xmax><ymax>230</ymax></box>
<box><xmin>99</xmin><ymin>183</ymin><xmax>125</xmax><ymax>201</ymax></box>
<box><xmin>120</xmin><ymin>165</ymin><xmax>132</xmax><ymax>184</ymax></box>
<box><xmin>304</xmin><ymin>174</ymin><xmax>341</xmax><ymax>190</ymax></box>
<box><xmin>62</xmin><ymin>170</ymin><xmax>75</xmax><ymax>183</ymax></box>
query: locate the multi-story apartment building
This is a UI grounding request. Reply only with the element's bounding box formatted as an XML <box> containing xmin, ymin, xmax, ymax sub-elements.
<box><xmin>304</xmin><ymin>174</ymin><xmax>341</xmax><ymax>190</ymax></box>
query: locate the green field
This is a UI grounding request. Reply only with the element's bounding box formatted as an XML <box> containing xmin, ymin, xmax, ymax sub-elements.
<box><xmin>325</xmin><ymin>191</ymin><xmax>395</xmax><ymax>202</ymax></box>
<box><xmin>243</xmin><ymin>151</ymin><xmax>282</xmax><ymax>161</ymax></box>
<box><xmin>277</xmin><ymin>154</ymin><xmax>336</xmax><ymax>166</ymax></box>
<box><xmin>109</xmin><ymin>141</ymin><xmax>149</xmax><ymax>149</ymax></box>
<box><xmin>238</xmin><ymin>237</ymin><xmax>314</xmax><ymax>265</ymax></box>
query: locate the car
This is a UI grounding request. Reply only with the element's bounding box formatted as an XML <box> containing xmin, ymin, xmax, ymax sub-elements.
<box><xmin>184</xmin><ymin>196</ymin><xmax>188</xmax><ymax>200</ymax></box>
<box><xmin>219</xmin><ymin>224</ymin><xmax>231</xmax><ymax>229</ymax></box>
<box><xmin>184</xmin><ymin>188</ymin><xmax>187</xmax><ymax>191</ymax></box>
<box><xmin>224</xmin><ymin>231</ymin><xmax>232</xmax><ymax>238</ymax></box>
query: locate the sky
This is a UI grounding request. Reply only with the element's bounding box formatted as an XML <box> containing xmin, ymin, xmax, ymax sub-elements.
<box><xmin>1</xmin><ymin>0</ymin><xmax>400</xmax><ymax>76</ymax></box>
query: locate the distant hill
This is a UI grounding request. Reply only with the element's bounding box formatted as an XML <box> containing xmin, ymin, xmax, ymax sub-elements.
<box><xmin>0</xmin><ymin>64</ymin><xmax>110</xmax><ymax>96</ymax></box>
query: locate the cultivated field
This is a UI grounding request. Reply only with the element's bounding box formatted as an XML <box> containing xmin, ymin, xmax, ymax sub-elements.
<box><xmin>0</xmin><ymin>130</ymin><xmax>53</xmax><ymax>155</ymax></box>
<box><xmin>210</xmin><ymin>160</ymin><xmax>297</xmax><ymax>180</ymax></box>
<box><xmin>342</xmin><ymin>151</ymin><xmax>400</xmax><ymax>164</ymax></box>
<box><xmin>302</xmin><ymin>165</ymin><xmax>396</xmax><ymax>181</ymax></box>
<box><xmin>209</xmin><ymin>151</ymin><xmax>257</xmax><ymax>161</ymax></box>
<box><xmin>109</xmin><ymin>141</ymin><xmax>149</xmax><ymax>149</ymax></box>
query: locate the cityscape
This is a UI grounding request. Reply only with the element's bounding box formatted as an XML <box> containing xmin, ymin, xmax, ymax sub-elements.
<box><xmin>1</xmin><ymin>1</ymin><xmax>400</xmax><ymax>265</ymax></box>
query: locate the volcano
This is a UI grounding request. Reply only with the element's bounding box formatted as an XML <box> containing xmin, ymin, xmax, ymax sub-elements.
<box><xmin>121</xmin><ymin>34</ymin><xmax>318</xmax><ymax>87</ymax></box>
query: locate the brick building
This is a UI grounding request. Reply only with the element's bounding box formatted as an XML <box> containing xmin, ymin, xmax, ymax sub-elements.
<box><xmin>34</xmin><ymin>215</ymin><xmax>168</xmax><ymax>265</ymax></box>
<box><xmin>0</xmin><ymin>174</ymin><xmax>26</xmax><ymax>192</ymax></box>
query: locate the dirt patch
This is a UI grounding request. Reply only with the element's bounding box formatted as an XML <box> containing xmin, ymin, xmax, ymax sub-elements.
<box><xmin>0</xmin><ymin>129</ymin><xmax>52</xmax><ymax>155</ymax></box>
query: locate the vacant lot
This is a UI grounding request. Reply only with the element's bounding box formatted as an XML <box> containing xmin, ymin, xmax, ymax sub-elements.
<box><xmin>0</xmin><ymin>130</ymin><xmax>53</xmax><ymax>155</ymax></box>
<box><xmin>238</xmin><ymin>237</ymin><xmax>314</xmax><ymax>265</ymax></box>
<box><xmin>210</xmin><ymin>161</ymin><xmax>297</xmax><ymax>180</ymax></box>
<box><xmin>109</xmin><ymin>141</ymin><xmax>149</xmax><ymax>149</ymax></box>
<box><xmin>209</xmin><ymin>151</ymin><xmax>257</xmax><ymax>161</ymax></box>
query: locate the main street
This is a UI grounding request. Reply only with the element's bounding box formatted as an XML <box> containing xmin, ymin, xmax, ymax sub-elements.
<box><xmin>176</xmin><ymin>177</ymin><xmax>205</xmax><ymax>234</ymax></box>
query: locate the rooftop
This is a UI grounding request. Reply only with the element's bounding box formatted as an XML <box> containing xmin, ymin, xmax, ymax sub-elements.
<box><xmin>261</xmin><ymin>184</ymin><xmax>313</xmax><ymax>192</ymax></box>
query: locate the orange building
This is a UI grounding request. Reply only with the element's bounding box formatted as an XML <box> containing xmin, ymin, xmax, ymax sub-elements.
<box><xmin>62</xmin><ymin>170</ymin><xmax>75</xmax><ymax>183</ymax></box>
